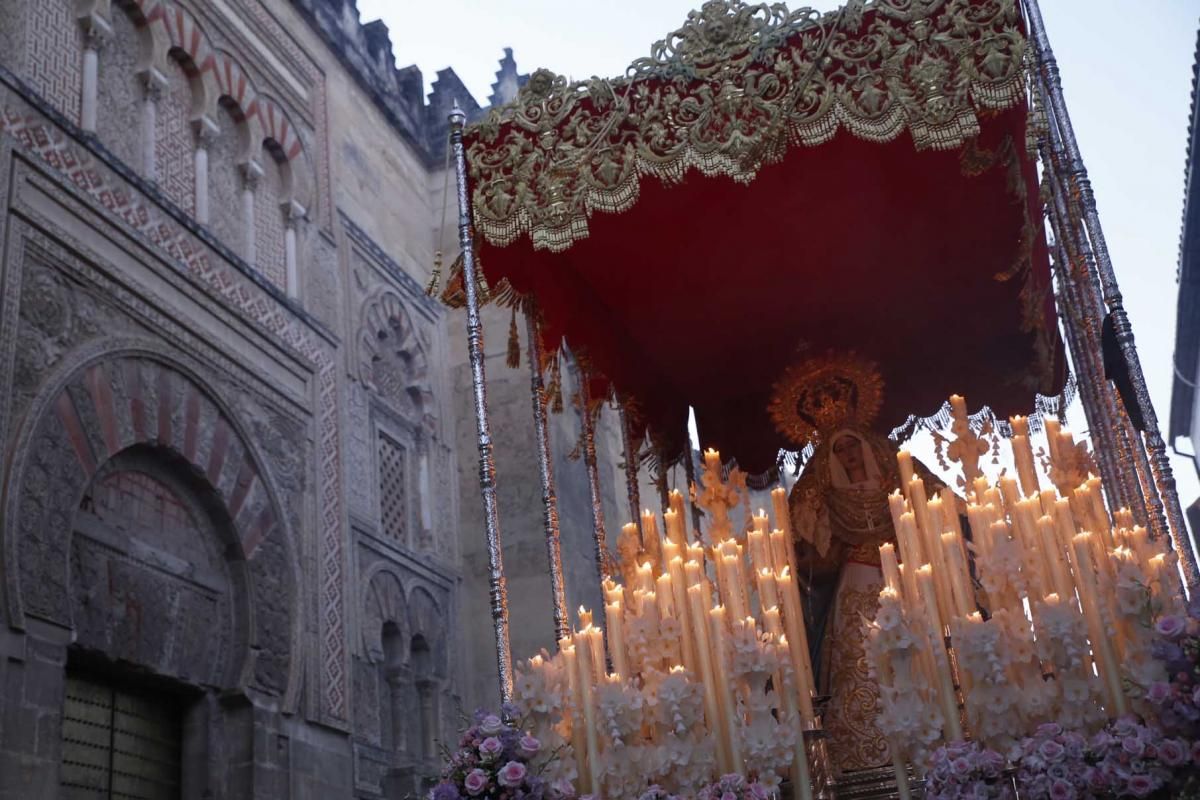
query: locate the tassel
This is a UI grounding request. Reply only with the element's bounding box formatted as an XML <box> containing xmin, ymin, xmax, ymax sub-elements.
<box><xmin>506</xmin><ymin>307</ymin><xmax>520</xmax><ymax>369</ymax></box>
<box><xmin>425</xmin><ymin>250</ymin><xmax>443</xmax><ymax>297</ymax></box>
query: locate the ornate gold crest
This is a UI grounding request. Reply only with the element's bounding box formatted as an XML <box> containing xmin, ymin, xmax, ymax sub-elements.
<box><xmin>768</xmin><ymin>352</ymin><xmax>884</xmax><ymax>447</ymax></box>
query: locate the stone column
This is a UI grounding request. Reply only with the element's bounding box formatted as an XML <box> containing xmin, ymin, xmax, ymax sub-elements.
<box><xmin>281</xmin><ymin>199</ymin><xmax>306</xmax><ymax>299</ymax></box>
<box><xmin>78</xmin><ymin>14</ymin><xmax>112</xmax><ymax>133</ymax></box>
<box><xmin>415</xmin><ymin>678</ymin><xmax>439</xmax><ymax>764</ymax></box>
<box><xmin>385</xmin><ymin>667</ymin><xmax>409</xmax><ymax>757</ymax></box>
<box><xmin>417</xmin><ymin>432</ymin><xmax>434</xmax><ymax>550</ymax></box>
<box><xmin>192</xmin><ymin>116</ymin><xmax>218</xmax><ymax>225</ymax></box>
<box><xmin>240</xmin><ymin>160</ymin><xmax>263</xmax><ymax>266</ymax></box>
<box><xmin>139</xmin><ymin>68</ymin><xmax>167</xmax><ymax>181</ymax></box>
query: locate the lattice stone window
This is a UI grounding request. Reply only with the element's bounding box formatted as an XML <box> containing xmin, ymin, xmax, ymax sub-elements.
<box><xmin>378</xmin><ymin>433</ymin><xmax>408</xmax><ymax>544</ymax></box>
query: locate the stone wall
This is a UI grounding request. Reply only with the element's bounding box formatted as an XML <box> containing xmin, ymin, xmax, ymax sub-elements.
<box><xmin>0</xmin><ymin>1</ymin><xmax>621</xmax><ymax>798</ymax></box>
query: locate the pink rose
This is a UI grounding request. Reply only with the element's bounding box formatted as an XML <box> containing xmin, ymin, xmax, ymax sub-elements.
<box><xmin>519</xmin><ymin>733</ymin><xmax>541</xmax><ymax>757</ymax></box>
<box><xmin>479</xmin><ymin>736</ymin><xmax>503</xmax><ymax>760</ymax></box>
<box><xmin>1159</xmin><ymin>738</ymin><xmax>1187</xmax><ymax>767</ymax></box>
<box><xmin>1146</xmin><ymin>682</ymin><xmax>1172</xmax><ymax>704</ymax></box>
<box><xmin>1039</xmin><ymin>739</ymin><xmax>1065</xmax><ymax>761</ymax></box>
<box><xmin>464</xmin><ymin>769</ymin><xmax>489</xmax><ymax>796</ymax></box>
<box><xmin>1121</xmin><ymin>736</ymin><xmax>1145</xmax><ymax>758</ymax></box>
<box><xmin>498</xmin><ymin>760</ymin><xmax>527</xmax><ymax>788</ymax></box>
<box><xmin>1048</xmin><ymin>779</ymin><xmax>1073</xmax><ymax>800</ymax></box>
<box><xmin>720</xmin><ymin>792</ymin><xmax>737</xmax><ymax>800</ymax></box>
<box><xmin>479</xmin><ymin>714</ymin><xmax>505</xmax><ymax>736</ymax></box>
<box><xmin>1155</xmin><ymin>615</ymin><xmax>1186</xmax><ymax>639</ymax></box>
<box><xmin>951</xmin><ymin>757</ymin><xmax>973</xmax><ymax>777</ymax></box>
<box><xmin>1127</xmin><ymin>774</ymin><xmax>1155</xmax><ymax>798</ymax></box>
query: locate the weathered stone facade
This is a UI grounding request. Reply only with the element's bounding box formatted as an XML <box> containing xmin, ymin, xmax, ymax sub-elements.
<box><xmin>0</xmin><ymin>1</ymin><xmax>623</xmax><ymax>797</ymax></box>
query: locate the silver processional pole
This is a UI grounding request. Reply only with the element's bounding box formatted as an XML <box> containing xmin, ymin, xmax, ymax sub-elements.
<box><xmin>449</xmin><ymin>103</ymin><xmax>514</xmax><ymax>702</ymax></box>
<box><xmin>1023</xmin><ymin>0</ymin><xmax>1200</xmax><ymax>589</ymax></box>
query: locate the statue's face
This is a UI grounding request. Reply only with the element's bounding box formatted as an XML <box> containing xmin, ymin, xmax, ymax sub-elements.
<box><xmin>832</xmin><ymin>434</ymin><xmax>866</xmax><ymax>476</ymax></box>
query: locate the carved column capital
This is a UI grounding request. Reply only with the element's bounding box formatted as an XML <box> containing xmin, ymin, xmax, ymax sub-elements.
<box><xmin>139</xmin><ymin>67</ymin><xmax>168</xmax><ymax>104</ymax></box>
<box><xmin>240</xmin><ymin>159</ymin><xmax>265</xmax><ymax>192</ymax></box>
<box><xmin>192</xmin><ymin>115</ymin><xmax>220</xmax><ymax>150</ymax></box>
<box><xmin>280</xmin><ymin>199</ymin><xmax>307</xmax><ymax>228</ymax></box>
<box><xmin>78</xmin><ymin>12</ymin><xmax>113</xmax><ymax>52</ymax></box>
<box><xmin>384</xmin><ymin>664</ymin><xmax>412</xmax><ymax>687</ymax></box>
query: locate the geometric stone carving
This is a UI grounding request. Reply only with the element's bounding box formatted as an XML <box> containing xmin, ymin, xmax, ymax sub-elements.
<box><xmin>357</xmin><ymin>290</ymin><xmax>432</xmax><ymax>420</ymax></box>
<box><xmin>0</xmin><ymin>107</ymin><xmax>345</xmax><ymax>721</ymax></box>
<box><xmin>2</xmin><ymin>353</ymin><xmax>297</xmax><ymax>702</ymax></box>
<box><xmin>362</xmin><ymin>569</ymin><xmax>408</xmax><ymax>664</ymax></box>
<box><xmin>73</xmin><ymin>459</ymin><xmax>237</xmax><ymax>688</ymax></box>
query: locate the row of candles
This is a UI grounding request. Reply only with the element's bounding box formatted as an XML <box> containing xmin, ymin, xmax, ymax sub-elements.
<box><xmin>870</xmin><ymin>396</ymin><xmax>1185</xmax><ymax>797</ymax></box>
<box><xmin>534</xmin><ymin>450</ymin><xmax>821</xmax><ymax>799</ymax></box>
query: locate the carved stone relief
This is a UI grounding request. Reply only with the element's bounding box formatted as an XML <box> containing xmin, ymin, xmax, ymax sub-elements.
<box><xmin>357</xmin><ymin>289</ymin><xmax>433</xmax><ymax>424</ymax></box>
<box><xmin>72</xmin><ymin>457</ymin><xmax>238</xmax><ymax>688</ymax></box>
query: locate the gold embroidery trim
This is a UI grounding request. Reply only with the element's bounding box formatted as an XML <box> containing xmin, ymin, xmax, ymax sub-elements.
<box><xmin>464</xmin><ymin>0</ymin><xmax>1029</xmax><ymax>252</ymax></box>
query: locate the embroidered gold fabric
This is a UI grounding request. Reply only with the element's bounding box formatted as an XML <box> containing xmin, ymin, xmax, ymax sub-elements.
<box><xmin>823</xmin><ymin>578</ymin><xmax>891</xmax><ymax>773</ymax></box>
<box><xmin>464</xmin><ymin>0</ymin><xmax>1028</xmax><ymax>252</ymax></box>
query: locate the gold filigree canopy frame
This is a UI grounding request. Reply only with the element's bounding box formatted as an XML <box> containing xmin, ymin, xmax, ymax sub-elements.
<box><xmin>769</xmin><ymin>353</ymin><xmax>885</xmax><ymax>449</ymax></box>
<box><xmin>465</xmin><ymin>0</ymin><xmax>1029</xmax><ymax>252</ymax></box>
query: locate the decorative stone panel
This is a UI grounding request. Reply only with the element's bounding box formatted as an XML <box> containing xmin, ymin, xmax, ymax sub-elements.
<box><xmin>378</xmin><ymin>433</ymin><xmax>409</xmax><ymax>547</ymax></box>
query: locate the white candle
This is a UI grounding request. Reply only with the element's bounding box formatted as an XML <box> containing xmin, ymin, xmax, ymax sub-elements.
<box><xmin>722</xmin><ymin>553</ymin><xmax>749</xmax><ymax>621</ymax></box>
<box><xmin>758</xmin><ymin>566</ymin><xmax>781</xmax><ymax>613</ymax></box>
<box><xmin>910</xmin><ymin>479</ymin><xmax>952</xmax><ymax>620</ymax></box>
<box><xmin>709</xmin><ymin>605</ymin><xmax>744</xmax><ymax>772</ymax></box>
<box><xmin>637</xmin><ymin>561</ymin><xmax>655</xmax><ymax>594</ymax></box>
<box><xmin>1010</xmin><ymin>415</ymin><xmax>1040</xmax><ymax>497</ymax></box>
<box><xmin>1071</xmin><ymin>533</ymin><xmax>1127</xmax><ymax>716</ymax></box>
<box><xmin>642</xmin><ymin>509</ymin><xmax>663</xmax><ymax>571</ymax></box>
<box><xmin>688</xmin><ymin>584</ymin><xmax>729</xmax><ymax>771</ymax></box>
<box><xmin>1038</xmin><ymin>515</ymin><xmax>1075</xmax><ymax>603</ymax></box>
<box><xmin>941</xmin><ymin>531</ymin><xmax>975</xmax><ymax>617</ymax></box>
<box><xmin>771</xmin><ymin>487</ymin><xmax>792</xmax><ymax>539</ymax></box>
<box><xmin>897</xmin><ymin>451</ymin><xmax>915</xmax><ymax>498</ymax></box>
<box><xmin>668</xmin><ymin>556</ymin><xmax>697</xmax><ymax>673</ymax></box>
<box><xmin>768</xmin><ymin>528</ymin><xmax>793</xmax><ymax>575</ymax></box>
<box><xmin>879</xmin><ymin>543</ymin><xmax>902</xmax><ymax>595</ymax></box>
<box><xmin>776</xmin><ymin>634</ymin><xmax>814</xmax><ymax>800</ymax></box>
<box><xmin>573</xmin><ymin>635</ymin><xmax>603</xmax><ymax>795</ymax></box>
<box><xmin>605</xmin><ymin>600</ymin><xmax>628</xmax><ymax>678</ymax></box>
<box><xmin>664</xmin><ymin>508</ymin><xmax>686</xmax><ymax>549</ymax></box>
<box><xmin>747</xmin><ymin>528</ymin><xmax>769</xmax><ymax>580</ymax></box>
<box><xmin>657</xmin><ymin>573</ymin><xmax>674</xmax><ymax>619</ymax></box>
<box><xmin>916</xmin><ymin>565</ymin><xmax>962</xmax><ymax>741</ymax></box>
<box><xmin>669</xmin><ymin>490</ymin><xmax>691</xmax><ymax>544</ymax></box>
<box><xmin>777</xmin><ymin>567</ymin><xmax>816</xmax><ymax>723</ymax></box>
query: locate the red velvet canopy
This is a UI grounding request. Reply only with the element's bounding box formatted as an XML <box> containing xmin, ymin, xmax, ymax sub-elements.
<box><xmin>462</xmin><ymin>0</ymin><xmax>1064</xmax><ymax>474</ymax></box>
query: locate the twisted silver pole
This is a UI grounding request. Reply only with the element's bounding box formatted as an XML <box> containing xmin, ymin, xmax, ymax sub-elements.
<box><xmin>619</xmin><ymin>404</ymin><xmax>643</xmax><ymax>530</ymax></box>
<box><xmin>1043</xmin><ymin>156</ymin><xmax>1138</xmax><ymax>511</ymax></box>
<box><xmin>525</xmin><ymin>305</ymin><xmax>569</xmax><ymax>643</ymax></box>
<box><xmin>1024</xmin><ymin>0</ymin><xmax>1199</xmax><ymax>588</ymax></box>
<box><xmin>449</xmin><ymin>104</ymin><xmax>513</xmax><ymax>701</ymax></box>
<box><xmin>575</xmin><ymin>365</ymin><xmax>611</xmax><ymax>586</ymax></box>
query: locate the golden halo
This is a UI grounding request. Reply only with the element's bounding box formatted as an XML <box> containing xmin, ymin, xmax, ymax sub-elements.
<box><xmin>767</xmin><ymin>352</ymin><xmax>885</xmax><ymax>448</ymax></box>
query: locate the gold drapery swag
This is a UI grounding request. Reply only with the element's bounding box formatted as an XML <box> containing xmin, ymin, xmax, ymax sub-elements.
<box><xmin>464</xmin><ymin>0</ymin><xmax>1030</xmax><ymax>252</ymax></box>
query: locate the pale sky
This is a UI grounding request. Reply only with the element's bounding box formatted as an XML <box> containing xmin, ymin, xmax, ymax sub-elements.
<box><xmin>358</xmin><ymin>0</ymin><xmax>1200</xmax><ymax>512</ymax></box>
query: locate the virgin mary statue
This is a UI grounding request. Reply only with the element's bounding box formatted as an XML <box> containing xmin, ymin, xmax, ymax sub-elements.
<box><xmin>768</xmin><ymin>355</ymin><xmax>948</xmax><ymax>776</ymax></box>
